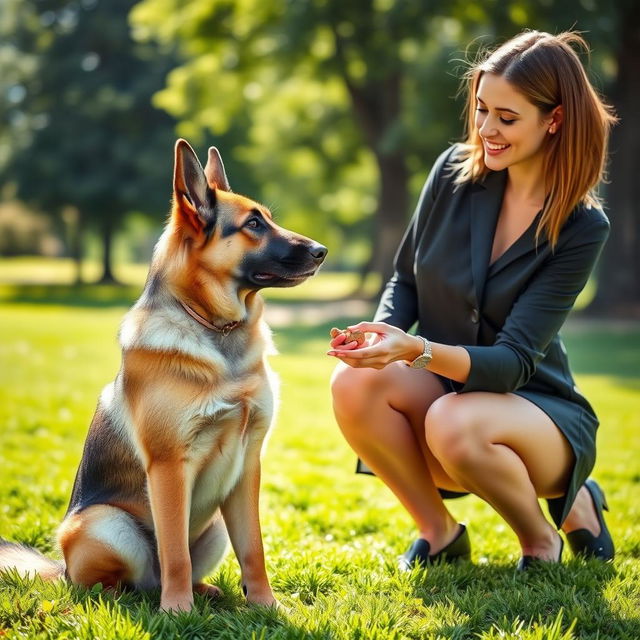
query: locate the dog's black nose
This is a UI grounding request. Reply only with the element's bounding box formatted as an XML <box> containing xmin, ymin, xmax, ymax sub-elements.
<box><xmin>309</xmin><ymin>243</ymin><xmax>328</xmax><ymax>261</ymax></box>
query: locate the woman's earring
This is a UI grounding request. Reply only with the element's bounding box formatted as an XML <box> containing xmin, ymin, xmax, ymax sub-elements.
<box><xmin>549</xmin><ymin>125</ymin><xmax>556</xmax><ymax>134</ymax></box>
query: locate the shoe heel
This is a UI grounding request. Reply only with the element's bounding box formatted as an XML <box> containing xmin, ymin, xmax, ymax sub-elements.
<box><xmin>569</xmin><ymin>479</ymin><xmax>614</xmax><ymax>561</ymax></box>
<box><xmin>586</xmin><ymin>478</ymin><xmax>609</xmax><ymax>511</ymax></box>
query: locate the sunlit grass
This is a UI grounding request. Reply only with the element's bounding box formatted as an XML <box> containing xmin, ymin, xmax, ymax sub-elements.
<box><xmin>0</xmin><ymin>256</ymin><xmax>149</xmax><ymax>286</ymax></box>
<box><xmin>0</xmin><ymin>255</ymin><xmax>598</xmax><ymax>308</ymax></box>
<box><xmin>0</xmin><ymin>286</ymin><xmax>639</xmax><ymax>638</ymax></box>
<box><xmin>0</xmin><ymin>256</ymin><xmax>380</xmax><ymax>304</ymax></box>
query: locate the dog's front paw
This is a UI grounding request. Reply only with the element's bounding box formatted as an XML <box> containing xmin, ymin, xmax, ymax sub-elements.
<box><xmin>250</xmin><ymin>596</ymin><xmax>288</xmax><ymax>613</ymax></box>
<box><xmin>194</xmin><ymin>582</ymin><xmax>224</xmax><ymax>599</ymax></box>
<box><xmin>245</xmin><ymin>587</ymin><xmax>280</xmax><ymax>608</ymax></box>
<box><xmin>160</xmin><ymin>592</ymin><xmax>194</xmax><ymax>613</ymax></box>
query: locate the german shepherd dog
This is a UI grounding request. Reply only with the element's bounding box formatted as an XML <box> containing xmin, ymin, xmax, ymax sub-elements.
<box><xmin>0</xmin><ymin>140</ymin><xmax>327</xmax><ymax>612</ymax></box>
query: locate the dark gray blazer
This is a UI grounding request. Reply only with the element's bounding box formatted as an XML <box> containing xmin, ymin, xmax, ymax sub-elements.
<box><xmin>373</xmin><ymin>144</ymin><xmax>610</xmax><ymax>526</ymax></box>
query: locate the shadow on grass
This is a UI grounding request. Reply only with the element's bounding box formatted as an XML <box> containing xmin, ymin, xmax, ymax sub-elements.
<box><xmin>0</xmin><ymin>282</ymin><xmax>368</xmax><ymax>313</ymax></box>
<box><xmin>0</xmin><ymin>283</ymin><xmax>142</xmax><ymax>308</ymax></box>
<box><xmin>277</xmin><ymin>315</ymin><xmax>640</xmax><ymax>385</ymax></box>
<box><xmin>562</xmin><ymin>329</ymin><xmax>640</xmax><ymax>386</ymax></box>
<box><xmin>0</xmin><ymin>283</ymin><xmax>365</xmax><ymax>309</ymax></box>
<box><xmin>0</xmin><ymin>567</ymin><xmax>315</xmax><ymax>640</ymax></box>
<box><xmin>17</xmin><ymin>561</ymin><xmax>633</xmax><ymax>639</ymax></box>
<box><xmin>273</xmin><ymin>316</ymin><xmax>365</xmax><ymax>353</ymax></box>
<box><xmin>0</xmin><ymin>563</ymin><xmax>624</xmax><ymax>640</ymax></box>
<box><xmin>408</xmin><ymin>560</ymin><xmax>638</xmax><ymax>639</ymax></box>
<box><xmin>3</xmin><ymin>283</ymin><xmax>639</xmax><ymax>387</ymax></box>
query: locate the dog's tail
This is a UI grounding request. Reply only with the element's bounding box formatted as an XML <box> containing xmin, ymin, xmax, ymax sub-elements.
<box><xmin>0</xmin><ymin>538</ymin><xmax>65</xmax><ymax>581</ymax></box>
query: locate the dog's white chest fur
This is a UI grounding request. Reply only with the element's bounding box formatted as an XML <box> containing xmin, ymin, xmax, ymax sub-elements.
<box><xmin>185</xmin><ymin>384</ymin><xmax>275</xmax><ymax>537</ymax></box>
<box><xmin>110</xmin><ymin>302</ymin><xmax>278</xmax><ymax>538</ymax></box>
<box><xmin>187</xmin><ymin>412</ymin><xmax>246</xmax><ymax>534</ymax></box>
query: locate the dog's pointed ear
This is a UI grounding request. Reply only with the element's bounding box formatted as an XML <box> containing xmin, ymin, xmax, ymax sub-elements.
<box><xmin>204</xmin><ymin>146</ymin><xmax>231</xmax><ymax>192</ymax></box>
<box><xmin>173</xmin><ymin>139</ymin><xmax>216</xmax><ymax>237</ymax></box>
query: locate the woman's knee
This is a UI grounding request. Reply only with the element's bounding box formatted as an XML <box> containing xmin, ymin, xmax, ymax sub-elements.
<box><xmin>330</xmin><ymin>362</ymin><xmax>382</xmax><ymax>419</ymax></box>
<box><xmin>424</xmin><ymin>393</ymin><xmax>482</xmax><ymax>466</ymax></box>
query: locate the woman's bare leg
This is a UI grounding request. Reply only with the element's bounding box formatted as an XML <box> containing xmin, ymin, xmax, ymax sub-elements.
<box><xmin>331</xmin><ymin>362</ymin><xmax>465</xmax><ymax>552</ymax></box>
<box><xmin>425</xmin><ymin>392</ymin><xmax>572</xmax><ymax>561</ymax></box>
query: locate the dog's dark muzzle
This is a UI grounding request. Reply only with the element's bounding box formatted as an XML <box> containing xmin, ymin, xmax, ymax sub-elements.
<box><xmin>284</xmin><ymin>238</ymin><xmax>327</xmax><ymax>271</ymax></box>
<box><xmin>241</xmin><ymin>237</ymin><xmax>327</xmax><ymax>289</ymax></box>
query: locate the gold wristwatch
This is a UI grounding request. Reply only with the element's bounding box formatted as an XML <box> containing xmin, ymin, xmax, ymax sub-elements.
<box><xmin>408</xmin><ymin>335</ymin><xmax>433</xmax><ymax>369</ymax></box>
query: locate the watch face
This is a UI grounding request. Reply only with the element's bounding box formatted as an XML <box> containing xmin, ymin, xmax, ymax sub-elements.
<box><xmin>410</xmin><ymin>356</ymin><xmax>430</xmax><ymax>369</ymax></box>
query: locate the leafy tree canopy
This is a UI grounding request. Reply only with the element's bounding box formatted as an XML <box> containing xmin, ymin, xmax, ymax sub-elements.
<box><xmin>0</xmin><ymin>0</ymin><xmax>178</xmax><ymax>280</ymax></box>
<box><xmin>131</xmin><ymin>0</ymin><xmax>621</xmax><ymax>276</ymax></box>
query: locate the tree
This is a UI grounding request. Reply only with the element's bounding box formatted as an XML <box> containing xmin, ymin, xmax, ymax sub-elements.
<box><xmin>0</xmin><ymin>0</ymin><xmax>178</xmax><ymax>283</ymax></box>
<box><xmin>132</xmin><ymin>0</ymin><xmax>638</xmax><ymax>311</ymax></box>
<box><xmin>589</xmin><ymin>0</ymin><xmax>640</xmax><ymax>314</ymax></box>
<box><xmin>132</xmin><ymin>0</ymin><xmax>470</xmax><ymax>290</ymax></box>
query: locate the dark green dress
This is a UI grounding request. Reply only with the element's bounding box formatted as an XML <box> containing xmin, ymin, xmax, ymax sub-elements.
<box><xmin>365</xmin><ymin>144</ymin><xmax>610</xmax><ymax>527</ymax></box>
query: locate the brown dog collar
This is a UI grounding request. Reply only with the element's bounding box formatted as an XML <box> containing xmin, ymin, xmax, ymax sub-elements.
<box><xmin>178</xmin><ymin>300</ymin><xmax>242</xmax><ymax>336</ymax></box>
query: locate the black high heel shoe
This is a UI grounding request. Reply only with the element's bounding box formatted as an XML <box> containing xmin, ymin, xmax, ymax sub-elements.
<box><xmin>399</xmin><ymin>524</ymin><xmax>471</xmax><ymax>571</ymax></box>
<box><xmin>565</xmin><ymin>478</ymin><xmax>615</xmax><ymax>561</ymax></box>
<box><xmin>517</xmin><ymin>534</ymin><xmax>564</xmax><ymax>571</ymax></box>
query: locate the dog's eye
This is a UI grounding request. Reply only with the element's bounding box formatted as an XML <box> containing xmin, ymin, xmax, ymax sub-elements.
<box><xmin>245</xmin><ymin>217</ymin><xmax>261</xmax><ymax>230</ymax></box>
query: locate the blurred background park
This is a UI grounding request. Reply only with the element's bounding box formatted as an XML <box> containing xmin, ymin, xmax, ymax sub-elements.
<box><xmin>1</xmin><ymin>0</ymin><xmax>639</xmax><ymax>310</ymax></box>
<box><xmin>1</xmin><ymin>1</ymin><xmax>639</xmax><ymax>638</ymax></box>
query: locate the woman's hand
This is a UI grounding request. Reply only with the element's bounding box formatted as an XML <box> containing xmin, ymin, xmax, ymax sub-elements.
<box><xmin>327</xmin><ymin>321</ymin><xmax>423</xmax><ymax>369</ymax></box>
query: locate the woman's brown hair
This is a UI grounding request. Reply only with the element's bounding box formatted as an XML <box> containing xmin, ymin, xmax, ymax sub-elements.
<box><xmin>454</xmin><ymin>30</ymin><xmax>617</xmax><ymax>247</ymax></box>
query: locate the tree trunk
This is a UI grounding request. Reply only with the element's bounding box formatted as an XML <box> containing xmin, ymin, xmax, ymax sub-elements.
<box><xmin>371</xmin><ymin>150</ymin><xmax>410</xmax><ymax>292</ymax></box>
<box><xmin>65</xmin><ymin>206</ymin><xmax>83</xmax><ymax>285</ymax></box>
<box><xmin>339</xmin><ymin>67</ymin><xmax>411</xmax><ymax>298</ymax></box>
<box><xmin>589</xmin><ymin>4</ymin><xmax>640</xmax><ymax>316</ymax></box>
<box><xmin>73</xmin><ymin>236</ymin><xmax>83</xmax><ymax>286</ymax></box>
<box><xmin>98</xmin><ymin>218</ymin><xmax>118</xmax><ymax>285</ymax></box>
<box><xmin>354</xmin><ymin>151</ymin><xmax>410</xmax><ymax>298</ymax></box>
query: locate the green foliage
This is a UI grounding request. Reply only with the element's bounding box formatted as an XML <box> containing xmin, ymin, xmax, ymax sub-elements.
<box><xmin>2</xmin><ymin>0</ymin><xmax>635</xmax><ymax>298</ymax></box>
<box><xmin>129</xmin><ymin>0</ymin><xmax>622</xmax><ymax>269</ymax></box>
<box><xmin>0</xmin><ymin>0</ymin><xmax>179</xmax><ymax>276</ymax></box>
<box><xmin>2</xmin><ymin>0</ymin><xmax>634</xmax><ymax>296</ymax></box>
<box><xmin>0</xmin><ymin>284</ymin><xmax>639</xmax><ymax>638</ymax></box>
<box><xmin>130</xmin><ymin>0</ymin><xmax>471</xmax><ymax>259</ymax></box>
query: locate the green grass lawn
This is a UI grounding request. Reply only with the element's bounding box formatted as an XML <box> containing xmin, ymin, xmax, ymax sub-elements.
<box><xmin>0</xmin><ymin>257</ymin><xmax>381</xmax><ymax>305</ymax></box>
<box><xmin>0</xmin><ymin>269</ymin><xmax>639</xmax><ymax>638</ymax></box>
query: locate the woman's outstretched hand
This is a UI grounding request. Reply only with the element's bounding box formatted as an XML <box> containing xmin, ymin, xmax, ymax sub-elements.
<box><xmin>327</xmin><ymin>321</ymin><xmax>423</xmax><ymax>369</ymax></box>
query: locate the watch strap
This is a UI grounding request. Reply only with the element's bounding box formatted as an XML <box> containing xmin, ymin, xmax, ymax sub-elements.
<box><xmin>408</xmin><ymin>335</ymin><xmax>432</xmax><ymax>368</ymax></box>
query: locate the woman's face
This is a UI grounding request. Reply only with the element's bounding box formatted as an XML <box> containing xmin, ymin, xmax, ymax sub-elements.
<box><xmin>475</xmin><ymin>72</ymin><xmax>556</xmax><ymax>174</ymax></box>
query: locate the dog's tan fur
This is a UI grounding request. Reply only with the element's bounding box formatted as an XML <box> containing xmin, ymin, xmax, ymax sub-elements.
<box><xmin>0</xmin><ymin>140</ymin><xmax>326</xmax><ymax>612</ymax></box>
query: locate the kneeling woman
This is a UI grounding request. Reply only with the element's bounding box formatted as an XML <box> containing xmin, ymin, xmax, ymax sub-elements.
<box><xmin>329</xmin><ymin>30</ymin><xmax>615</xmax><ymax>569</ymax></box>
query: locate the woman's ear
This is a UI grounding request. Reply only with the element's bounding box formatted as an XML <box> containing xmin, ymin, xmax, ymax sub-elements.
<box><xmin>548</xmin><ymin>105</ymin><xmax>564</xmax><ymax>134</ymax></box>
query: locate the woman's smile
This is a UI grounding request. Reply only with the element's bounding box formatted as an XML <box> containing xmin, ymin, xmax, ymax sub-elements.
<box><xmin>483</xmin><ymin>140</ymin><xmax>511</xmax><ymax>155</ymax></box>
